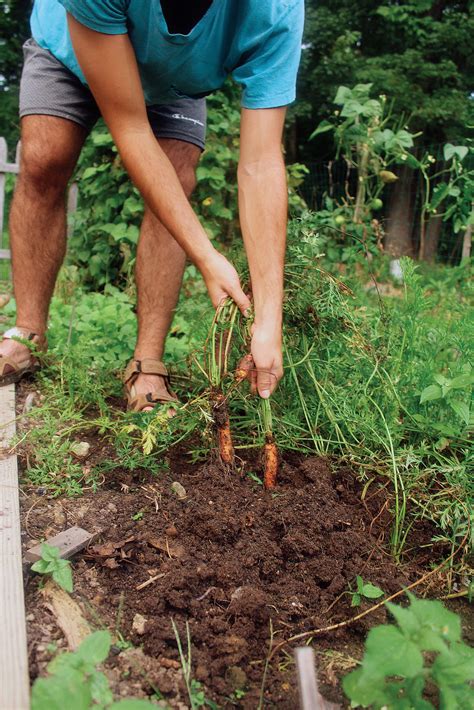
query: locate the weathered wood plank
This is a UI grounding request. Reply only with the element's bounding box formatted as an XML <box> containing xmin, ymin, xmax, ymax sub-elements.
<box><xmin>295</xmin><ymin>646</ymin><xmax>340</xmax><ymax>710</ymax></box>
<box><xmin>25</xmin><ymin>525</ymin><xmax>96</xmax><ymax>563</ymax></box>
<box><xmin>0</xmin><ymin>383</ymin><xmax>30</xmax><ymax>710</ymax></box>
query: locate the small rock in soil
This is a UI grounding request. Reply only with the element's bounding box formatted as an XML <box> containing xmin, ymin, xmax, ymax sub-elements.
<box><xmin>132</xmin><ymin>613</ymin><xmax>147</xmax><ymax>635</ymax></box>
<box><xmin>171</xmin><ymin>481</ymin><xmax>187</xmax><ymax>499</ymax></box>
<box><xmin>70</xmin><ymin>441</ymin><xmax>91</xmax><ymax>459</ymax></box>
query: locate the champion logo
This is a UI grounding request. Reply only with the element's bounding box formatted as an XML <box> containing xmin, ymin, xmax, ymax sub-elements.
<box><xmin>171</xmin><ymin>112</ymin><xmax>205</xmax><ymax>127</ymax></box>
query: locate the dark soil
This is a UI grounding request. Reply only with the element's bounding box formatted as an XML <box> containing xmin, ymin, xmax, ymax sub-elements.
<box><xmin>20</xmin><ymin>440</ymin><xmax>450</xmax><ymax>709</ymax></box>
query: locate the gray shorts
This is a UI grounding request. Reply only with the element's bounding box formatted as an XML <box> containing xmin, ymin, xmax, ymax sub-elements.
<box><xmin>19</xmin><ymin>38</ymin><xmax>207</xmax><ymax>150</ymax></box>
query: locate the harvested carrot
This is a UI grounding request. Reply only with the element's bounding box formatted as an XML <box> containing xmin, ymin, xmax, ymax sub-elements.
<box><xmin>263</xmin><ymin>433</ymin><xmax>278</xmax><ymax>489</ymax></box>
<box><xmin>259</xmin><ymin>398</ymin><xmax>278</xmax><ymax>488</ymax></box>
<box><xmin>212</xmin><ymin>390</ymin><xmax>234</xmax><ymax>466</ymax></box>
<box><xmin>235</xmin><ymin>353</ymin><xmax>254</xmax><ymax>383</ymax></box>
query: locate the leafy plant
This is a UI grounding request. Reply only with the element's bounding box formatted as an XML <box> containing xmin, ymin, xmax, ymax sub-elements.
<box><xmin>31</xmin><ymin>631</ymin><xmax>156</xmax><ymax>710</ymax></box>
<box><xmin>31</xmin><ymin>543</ymin><xmax>74</xmax><ymax>593</ymax></box>
<box><xmin>343</xmin><ymin>593</ymin><xmax>474</xmax><ymax>709</ymax></box>
<box><xmin>171</xmin><ymin>620</ymin><xmax>218</xmax><ymax>709</ymax></box>
<box><xmin>311</xmin><ymin>83</ymin><xmax>417</xmax><ymax>224</ymax></box>
<box><xmin>349</xmin><ymin>576</ymin><xmax>384</xmax><ymax>608</ymax></box>
<box><xmin>420</xmin><ymin>365</ymin><xmax>473</xmax><ymax>430</ymax></box>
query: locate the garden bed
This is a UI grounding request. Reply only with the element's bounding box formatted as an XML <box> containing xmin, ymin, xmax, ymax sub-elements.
<box><xmin>20</xmin><ymin>435</ymin><xmax>441</xmax><ymax>708</ymax></box>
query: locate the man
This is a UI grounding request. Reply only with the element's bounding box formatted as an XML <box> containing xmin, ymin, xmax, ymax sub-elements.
<box><xmin>0</xmin><ymin>0</ymin><xmax>304</xmax><ymax>411</ymax></box>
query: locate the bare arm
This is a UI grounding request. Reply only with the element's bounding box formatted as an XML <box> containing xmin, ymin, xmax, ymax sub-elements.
<box><xmin>238</xmin><ymin>108</ymin><xmax>287</xmax><ymax>397</ymax></box>
<box><xmin>67</xmin><ymin>15</ymin><xmax>250</xmax><ymax>314</ymax></box>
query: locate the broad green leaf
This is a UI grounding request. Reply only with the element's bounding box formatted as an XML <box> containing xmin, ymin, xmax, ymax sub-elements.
<box><xmin>364</xmin><ymin>625</ymin><xmax>424</xmax><ymax>678</ymax></box>
<box><xmin>31</xmin><ymin>559</ymin><xmax>50</xmax><ymax>574</ymax></box>
<box><xmin>444</xmin><ymin>144</ymin><xmax>469</xmax><ymax>162</ymax></box>
<box><xmin>351</xmin><ymin>593</ymin><xmax>361</xmax><ymax>607</ymax></box>
<box><xmin>342</xmin><ymin>667</ymin><xmax>388</xmax><ymax>706</ymax></box>
<box><xmin>361</xmin><ymin>582</ymin><xmax>384</xmax><ymax>599</ymax></box>
<box><xmin>361</xmin><ymin>99</ymin><xmax>382</xmax><ymax>118</ymax></box>
<box><xmin>402</xmin><ymin>152</ymin><xmax>421</xmax><ymax>169</ymax></box>
<box><xmin>40</xmin><ymin>543</ymin><xmax>60</xmax><ymax>562</ymax></box>
<box><xmin>48</xmin><ymin>651</ymin><xmax>82</xmax><ymax>675</ymax></box>
<box><xmin>431</xmin><ymin>183</ymin><xmax>451</xmax><ymax>209</ymax></box>
<box><xmin>334</xmin><ymin>85</ymin><xmax>352</xmax><ymax>105</ymax></box>
<box><xmin>394</xmin><ymin>129</ymin><xmax>414</xmax><ymax>148</ymax></box>
<box><xmin>31</xmin><ymin>672</ymin><xmax>92</xmax><ymax>710</ymax></box>
<box><xmin>352</xmin><ymin>83</ymin><xmax>373</xmax><ymax>99</ymax></box>
<box><xmin>408</xmin><ymin>596</ymin><xmax>461</xmax><ymax>643</ymax></box>
<box><xmin>439</xmin><ymin>683</ymin><xmax>474</xmax><ymax>710</ymax></box>
<box><xmin>309</xmin><ymin>120</ymin><xmax>334</xmax><ymax>139</ymax></box>
<box><xmin>90</xmin><ymin>670</ymin><xmax>114</xmax><ymax>705</ymax></box>
<box><xmin>449</xmin><ymin>399</ymin><xmax>470</xmax><ymax>425</ymax></box>
<box><xmin>432</xmin><ymin>643</ymin><xmax>474</xmax><ymax>686</ymax></box>
<box><xmin>52</xmin><ymin>561</ymin><xmax>73</xmax><ymax>594</ymax></box>
<box><xmin>340</xmin><ymin>99</ymin><xmax>364</xmax><ymax>118</ymax></box>
<box><xmin>386</xmin><ymin>602</ymin><xmax>420</xmax><ymax>637</ymax></box>
<box><xmin>420</xmin><ymin>384</ymin><xmax>442</xmax><ymax>403</ymax></box>
<box><xmin>81</xmin><ymin>166</ymin><xmax>98</xmax><ymax>180</ymax></box>
<box><xmin>450</xmin><ymin>372</ymin><xmax>474</xmax><ymax>389</ymax></box>
<box><xmin>77</xmin><ymin>631</ymin><xmax>111</xmax><ymax>665</ymax></box>
<box><xmin>356</xmin><ymin>575</ymin><xmax>364</xmax><ymax>593</ymax></box>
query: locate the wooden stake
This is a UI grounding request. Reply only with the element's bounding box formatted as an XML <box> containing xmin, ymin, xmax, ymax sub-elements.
<box><xmin>0</xmin><ymin>383</ymin><xmax>29</xmax><ymax>709</ymax></box>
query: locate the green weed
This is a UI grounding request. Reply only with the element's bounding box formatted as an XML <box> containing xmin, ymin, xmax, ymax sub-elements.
<box><xmin>31</xmin><ymin>631</ymin><xmax>156</xmax><ymax>710</ymax></box>
<box><xmin>348</xmin><ymin>576</ymin><xmax>384</xmax><ymax>608</ymax></box>
<box><xmin>171</xmin><ymin>620</ymin><xmax>218</xmax><ymax>709</ymax></box>
<box><xmin>31</xmin><ymin>543</ymin><xmax>73</xmax><ymax>593</ymax></box>
<box><xmin>343</xmin><ymin>594</ymin><xmax>474</xmax><ymax>708</ymax></box>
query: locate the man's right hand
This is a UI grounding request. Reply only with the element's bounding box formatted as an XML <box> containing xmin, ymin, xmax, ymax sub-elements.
<box><xmin>199</xmin><ymin>248</ymin><xmax>251</xmax><ymax>316</ymax></box>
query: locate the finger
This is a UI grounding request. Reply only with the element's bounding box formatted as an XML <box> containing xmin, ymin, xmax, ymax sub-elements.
<box><xmin>257</xmin><ymin>368</ymin><xmax>278</xmax><ymax>399</ymax></box>
<box><xmin>229</xmin><ymin>285</ymin><xmax>251</xmax><ymax>317</ymax></box>
<box><xmin>250</xmin><ymin>368</ymin><xmax>258</xmax><ymax>394</ymax></box>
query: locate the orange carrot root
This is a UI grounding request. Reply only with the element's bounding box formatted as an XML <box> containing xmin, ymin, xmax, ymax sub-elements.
<box><xmin>263</xmin><ymin>434</ymin><xmax>278</xmax><ymax>489</ymax></box>
<box><xmin>235</xmin><ymin>353</ymin><xmax>254</xmax><ymax>384</ymax></box>
<box><xmin>217</xmin><ymin>424</ymin><xmax>234</xmax><ymax>465</ymax></box>
<box><xmin>212</xmin><ymin>390</ymin><xmax>234</xmax><ymax>466</ymax></box>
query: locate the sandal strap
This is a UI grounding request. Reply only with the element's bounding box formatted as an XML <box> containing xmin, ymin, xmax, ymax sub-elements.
<box><xmin>128</xmin><ymin>391</ymin><xmax>178</xmax><ymax>412</ymax></box>
<box><xmin>3</xmin><ymin>327</ymin><xmax>46</xmax><ymax>350</ymax></box>
<box><xmin>124</xmin><ymin>358</ymin><xmax>169</xmax><ymax>384</ymax></box>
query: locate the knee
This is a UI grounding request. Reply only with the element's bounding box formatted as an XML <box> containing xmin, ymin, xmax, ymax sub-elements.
<box><xmin>176</xmin><ymin>165</ymin><xmax>197</xmax><ymax>198</ymax></box>
<box><xmin>18</xmin><ymin>142</ymin><xmax>75</xmax><ymax>196</ymax></box>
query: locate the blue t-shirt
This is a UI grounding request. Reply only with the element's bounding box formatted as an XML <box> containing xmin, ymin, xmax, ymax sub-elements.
<box><xmin>30</xmin><ymin>0</ymin><xmax>304</xmax><ymax>109</ymax></box>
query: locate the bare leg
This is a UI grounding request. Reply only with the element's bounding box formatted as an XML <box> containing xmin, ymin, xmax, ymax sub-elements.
<box><xmin>0</xmin><ymin>116</ymin><xmax>86</xmax><ymax>362</ymax></box>
<box><xmin>132</xmin><ymin>139</ymin><xmax>201</xmax><ymax>408</ymax></box>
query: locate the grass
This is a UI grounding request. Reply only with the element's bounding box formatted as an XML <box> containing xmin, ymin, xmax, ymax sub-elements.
<box><xmin>4</xmin><ymin>213</ymin><xmax>473</xmax><ymax>583</ymax></box>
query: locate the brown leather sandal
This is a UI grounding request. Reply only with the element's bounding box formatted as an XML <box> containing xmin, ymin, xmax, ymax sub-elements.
<box><xmin>0</xmin><ymin>327</ymin><xmax>47</xmax><ymax>386</ymax></box>
<box><xmin>124</xmin><ymin>358</ymin><xmax>178</xmax><ymax>412</ymax></box>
